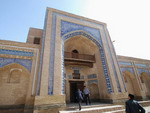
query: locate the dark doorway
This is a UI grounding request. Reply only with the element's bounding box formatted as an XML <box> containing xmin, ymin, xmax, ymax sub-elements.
<box><xmin>69</xmin><ymin>81</ymin><xmax>84</xmax><ymax>103</ymax></box>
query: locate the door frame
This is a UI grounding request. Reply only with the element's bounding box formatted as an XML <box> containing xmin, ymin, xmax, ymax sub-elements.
<box><xmin>69</xmin><ymin>80</ymin><xmax>85</xmax><ymax>102</ymax></box>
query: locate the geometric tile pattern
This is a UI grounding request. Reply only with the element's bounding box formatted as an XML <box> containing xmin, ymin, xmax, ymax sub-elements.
<box><xmin>80</xmin><ymin>75</ymin><xmax>84</xmax><ymax>79</ymax></box>
<box><xmin>61</xmin><ymin>20</ymin><xmax>102</xmax><ymax>45</ymax></box>
<box><xmin>137</xmin><ymin>68</ymin><xmax>150</xmax><ymax>75</ymax></box>
<box><xmin>0</xmin><ymin>49</ymin><xmax>33</xmax><ymax>56</ymax></box>
<box><xmin>0</xmin><ymin>57</ymin><xmax>32</xmax><ymax>72</ymax></box>
<box><xmin>135</xmin><ymin>63</ymin><xmax>148</xmax><ymax>67</ymax></box>
<box><xmin>48</xmin><ymin>13</ymin><xmax>57</xmax><ymax>95</ymax></box>
<box><xmin>88</xmin><ymin>74</ymin><xmax>97</xmax><ymax>79</ymax></box>
<box><xmin>68</xmin><ymin>75</ymin><xmax>73</xmax><ymax>79</ymax></box>
<box><xmin>119</xmin><ymin>61</ymin><xmax>132</xmax><ymax>66</ymax></box>
<box><xmin>88</xmin><ymin>80</ymin><xmax>98</xmax><ymax>85</ymax></box>
<box><xmin>61</xmin><ymin>43</ymin><xmax>65</xmax><ymax>94</ymax></box>
<box><xmin>120</xmin><ymin>67</ymin><xmax>135</xmax><ymax>75</ymax></box>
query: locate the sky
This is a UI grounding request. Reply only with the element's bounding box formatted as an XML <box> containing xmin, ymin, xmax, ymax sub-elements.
<box><xmin>0</xmin><ymin>0</ymin><xmax>150</xmax><ymax>60</ymax></box>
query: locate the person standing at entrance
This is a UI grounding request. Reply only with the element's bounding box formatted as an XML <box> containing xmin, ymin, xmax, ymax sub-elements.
<box><xmin>83</xmin><ymin>86</ymin><xmax>91</xmax><ymax>105</ymax></box>
<box><xmin>125</xmin><ymin>94</ymin><xmax>145</xmax><ymax>113</ymax></box>
<box><xmin>76</xmin><ymin>89</ymin><xmax>83</xmax><ymax>110</ymax></box>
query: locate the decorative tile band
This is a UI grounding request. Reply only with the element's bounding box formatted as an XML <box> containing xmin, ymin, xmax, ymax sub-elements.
<box><xmin>0</xmin><ymin>57</ymin><xmax>32</xmax><ymax>72</ymax></box>
<box><xmin>135</xmin><ymin>64</ymin><xmax>148</xmax><ymax>67</ymax></box>
<box><xmin>61</xmin><ymin>20</ymin><xmax>102</xmax><ymax>45</ymax></box>
<box><xmin>88</xmin><ymin>80</ymin><xmax>98</xmax><ymax>85</ymax></box>
<box><xmin>119</xmin><ymin>61</ymin><xmax>132</xmax><ymax>66</ymax></box>
<box><xmin>80</xmin><ymin>75</ymin><xmax>84</xmax><ymax>79</ymax></box>
<box><xmin>88</xmin><ymin>74</ymin><xmax>97</xmax><ymax>79</ymax></box>
<box><xmin>0</xmin><ymin>49</ymin><xmax>33</xmax><ymax>57</ymax></box>
<box><xmin>120</xmin><ymin>67</ymin><xmax>135</xmax><ymax>75</ymax></box>
<box><xmin>48</xmin><ymin>13</ymin><xmax>57</xmax><ymax>95</ymax></box>
<box><xmin>137</xmin><ymin>68</ymin><xmax>150</xmax><ymax>75</ymax></box>
<box><xmin>68</xmin><ymin>75</ymin><xmax>73</xmax><ymax>79</ymax></box>
<box><xmin>61</xmin><ymin>42</ymin><xmax>65</xmax><ymax>94</ymax></box>
<box><xmin>63</xmin><ymin>31</ymin><xmax>102</xmax><ymax>48</ymax></box>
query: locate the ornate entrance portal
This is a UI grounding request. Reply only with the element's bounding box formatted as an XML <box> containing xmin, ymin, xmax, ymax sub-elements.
<box><xmin>33</xmin><ymin>8</ymin><xmax>127</xmax><ymax>113</ymax></box>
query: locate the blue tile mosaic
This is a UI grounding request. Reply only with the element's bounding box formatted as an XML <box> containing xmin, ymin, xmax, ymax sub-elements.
<box><xmin>119</xmin><ymin>61</ymin><xmax>132</xmax><ymax>66</ymax></box>
<box><xmin>88</xmin><ymin>80</ymin><xmax>98</xmax><ymax>85</ymax></box>
<box><xmin>0</xmin><ymin>57</ymin><xmax>32</xmax><ymax>72</ymax></box>
<box><xmin>61</xmin><ymin>43</ymin><xmax>65</xmax><ymax>94</ymax></box>
<box><xmin>61</xmin><ymin>20</ymin><xmax>102</xmax><ymax>45</ymax></box>
<box><xmin>135</xmin><ymin>64</ymin><xmax>148</xmax><ymax>67</ymax></box>
<box><xmin>68</xmin><ymin>75</ymin><xmax>73</xmax><ymax>79</ymax></box>
<box><xmin>120</xmin><ymin>67</ymin><xmax>135</xmax><ymax>75</ymax></box>
<box><xmin>80</xmin><ymin>75</ymin><xmax>84</xmax><ymax>79</ymax></box>
<box><xmin>0</xmin><ymin>49</ymin><xmax>33</xmax><ymax>57</ymax></box>
<box><xmin>48</xmin><ymin>12</ymin><xmax>57</xmax><ymax>95</ymax></box>
<box><xmin>88</xmin><ymin>74</ymin><xmax>97</xmax><ymax>79</ymax></box>
<box><xmin>137</xmin><ymin>68</ymin><xmax>150</xmax><ymax>75</ymax></box>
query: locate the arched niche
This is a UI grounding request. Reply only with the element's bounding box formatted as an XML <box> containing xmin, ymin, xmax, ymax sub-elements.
<box><xmin>123</xmin><ymin>71</ymin><xmax>136</xmax><ymax>95</ymax></box>
<box><xmin>0</xmin><ymin>63</ymin><xmax>30</xmax><ymax>105</ymax></box>
<box><xmin>88</xmin><ymin>83</ymin><xmax>100</xmax><ymax>101</ymax></box>
<box><xmin>140</xmin><ymin>72</ymin><xmax>150</xmax><ymax>96</ymax></box>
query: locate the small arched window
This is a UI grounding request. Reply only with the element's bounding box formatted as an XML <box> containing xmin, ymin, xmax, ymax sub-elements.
<box><xmin>72</xmin><ymin>50</ymin><xmax>79</xmax><ymax>53</ymax></box>
<box><xmin>72</xmin><ymin>50</ymin><xmax>79</xmax><ymax>58</ymax></box>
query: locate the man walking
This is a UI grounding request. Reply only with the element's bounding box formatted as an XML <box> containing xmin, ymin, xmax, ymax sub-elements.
<box><xmin>76</xmin><ymin>89</ymin><xmax>83</xmax><ymax>110</ymax></box>
<box><xmin>83</xmin><ymin>86</ymin><xmax>91</xmax><ymax>105</ymax></box>
<box><xmin>125</xmin><ymin>94</ymin><xmax>145</xmax><ymax>113</ymax></box>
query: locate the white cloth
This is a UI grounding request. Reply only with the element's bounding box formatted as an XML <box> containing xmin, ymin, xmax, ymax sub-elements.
<box><xmin>83</xmin><ymin>88</ymin><xmax>90</xmax><ymax>95</ymax></box>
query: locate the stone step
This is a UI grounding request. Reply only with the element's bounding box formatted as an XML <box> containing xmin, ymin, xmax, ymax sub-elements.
<box><xmin>102</xmin><ymin>100</ymin><xmax>150</xmax><ymax>113</ymax></box>
<box><xmin>59</xmin><ymin>105</ymin><xmax>124</xmax><ymax>113</ymax></box>
<box><xmin>59</xmin><ymin>100</ymin><xmax>150</xmax><ymax>113</ymax></box>
<box><xmin>103</xmin><ymin>109</ymin><xmax>125</xmax><ymax>113</ymax></box>
<box><xmin>139</xmin><ymin>100</ymin><xmax>150</xmax><ymax>107</ymax></box>
<box><xmin>66</xmin><ymin>103</ymin><xmax>113</xmax><ymax>110</ymax></box>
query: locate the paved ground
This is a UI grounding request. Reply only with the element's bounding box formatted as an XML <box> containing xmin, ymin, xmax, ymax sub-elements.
<box><xmin>144</xmin><ymin>106</ymin><xmax>150</xmax><ymax>113</ymax></box>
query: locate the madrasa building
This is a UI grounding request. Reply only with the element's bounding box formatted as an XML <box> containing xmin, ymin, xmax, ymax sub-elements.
<box><xmin>0</xmin><ymin>8</ymin><xmax>150</xmax><ymax>113</ymax></box>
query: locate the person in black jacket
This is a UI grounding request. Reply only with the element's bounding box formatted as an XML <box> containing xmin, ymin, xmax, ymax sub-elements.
<box><xmin>76</xmin><ymin>89</ymin><xmax>83</xmax><ymax>110</ymax></box>
<box><xmin>125</xmin><ymin>94</ymin><xmax>145</xmax><ymax>113</ymax></box>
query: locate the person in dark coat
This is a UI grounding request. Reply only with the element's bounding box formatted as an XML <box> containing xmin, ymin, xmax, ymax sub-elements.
<box><xmin>125</xmin><ymin>94</ymin><xmax>145</xmax><ymax>113</ymax></box>
<box><xmin>76</xmin><ymin>89</ymin><xmax>83</xmax><ymax>110</ymax></box>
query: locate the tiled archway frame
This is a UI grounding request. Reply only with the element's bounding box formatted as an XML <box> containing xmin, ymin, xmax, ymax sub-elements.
<box><xmin>0</xmin><ymin>58</ymin><xmax>32</xmax><ymax>72</ymax></box>
<box><xmin>62</xmin><ymin>30</ymin><xmax>113</xmax><ymax>93</ymax></box>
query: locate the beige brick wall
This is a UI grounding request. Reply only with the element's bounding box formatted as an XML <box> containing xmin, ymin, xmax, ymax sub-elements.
<box><xmin>26</xmin><ymin>28</ymin><xmax>43</xmax><ymax>44</ymax></box>
<box><xmin>0</xmin><ymin>64</ymin><xmax>30</xmax><ymax>105</ymax></box>
<box><xmin>0</xmin><ymin>40</ymin><xmax>40</xmax><ymax>108</ymax></box>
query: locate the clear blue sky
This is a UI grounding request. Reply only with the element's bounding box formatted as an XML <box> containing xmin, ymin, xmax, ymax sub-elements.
<box><xmin>0</xmin><ymin>0</ymin><xmax>150</xmax><ymax>59</ymax></box>
<box><xmin>0</xmin><ymin>0</ymin><xmax>86</xmax><ymax>42</ymax></box>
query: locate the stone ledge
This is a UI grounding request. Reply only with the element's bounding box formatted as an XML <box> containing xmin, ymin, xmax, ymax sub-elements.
<box><xmin>0</xmin><ymin>104</ymin><xmax>24</xmax><ymax>110</ymax></box>
<box><xmin>34</xmin><ymin>103</ymin><xmax>65</xmax><ymax>110</ymax></box>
